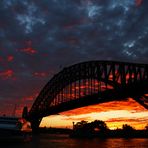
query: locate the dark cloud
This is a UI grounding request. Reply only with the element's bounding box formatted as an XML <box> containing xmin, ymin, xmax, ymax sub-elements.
<box><xmin>0</xmin><ymin>0</ymin><xmax>148</xmax><ymax>115</ymax></box>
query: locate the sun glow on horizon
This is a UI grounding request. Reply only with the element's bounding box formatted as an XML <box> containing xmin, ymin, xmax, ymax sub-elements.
<box><xmin>40</xmin><ymin>98</ymin><xmax>148</xmax><ymax>130</ymax></box>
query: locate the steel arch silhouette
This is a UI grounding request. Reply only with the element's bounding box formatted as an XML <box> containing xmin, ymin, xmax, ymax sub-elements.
<box><xmin>28</xmin><ymin>61</ymin><xmax>148</xmax><ymax>130</ymax></box>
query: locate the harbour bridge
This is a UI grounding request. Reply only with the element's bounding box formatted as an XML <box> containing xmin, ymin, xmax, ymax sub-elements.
<box><xmin>27</xmin><ymin>61</ymin><xmax>148</xmax><ymax>131</ymax></box>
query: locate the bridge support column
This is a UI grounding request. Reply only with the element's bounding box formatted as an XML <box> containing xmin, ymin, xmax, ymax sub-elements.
<box><xmin>31</xmin><ymin>118</ymin><xmax>42</xmax><ymax>134</ymax></box>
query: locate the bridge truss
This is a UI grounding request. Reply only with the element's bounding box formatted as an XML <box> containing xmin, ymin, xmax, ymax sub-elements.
<box><xmin>28</xmin><ymin>61</ymin><xmax>148</xmax><ymax>129</ymax></box>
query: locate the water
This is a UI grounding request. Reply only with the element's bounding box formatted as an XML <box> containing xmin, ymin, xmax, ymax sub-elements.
<box><xmin>2</xmin><ymin>134</ymin><xmax>148</xmax><ymax>148</ymax></box>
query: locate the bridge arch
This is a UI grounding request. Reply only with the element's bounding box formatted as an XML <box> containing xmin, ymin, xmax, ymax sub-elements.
<box><xmin>28</xmin><ymin>61</ymin><xmax>148</xmax><ymax>129</ymax></box>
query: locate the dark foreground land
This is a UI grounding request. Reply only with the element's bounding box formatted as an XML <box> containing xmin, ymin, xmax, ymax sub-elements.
<box><xmin>69</xmin><ymin>120</ymin><xmax>148</xmax><ymax>138</ymax></box>
<box><xmin>39</xmin><ymin>127</ymin><xmax>148</xmax><ymax>138</ymax></box>
<box><xmin>39</xmin><ymin>127</ymin><xmax>72</xmax><ymax>134</ymax></box>
<box><xmin>70</xmin><ymin>129</ymin><xmax>148</xmax><ymax>138</ymax></box>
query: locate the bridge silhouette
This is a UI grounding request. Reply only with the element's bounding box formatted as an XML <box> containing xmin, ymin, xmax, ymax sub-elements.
<box><xmin>27</xmin><ymin>61</ymin><xmax>148</xmax><ymax>131</ymax></box>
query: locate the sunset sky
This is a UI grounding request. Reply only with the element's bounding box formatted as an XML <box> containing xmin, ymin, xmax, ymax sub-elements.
<box><xmin>40</xmin><ymin>98</ymin><xmax>148</xmax><ymax>129</ymax></box>
<box><xmin>0</xmin><ymin>0</ymin><xmax>148</xmax><ymax>130</ymax></box>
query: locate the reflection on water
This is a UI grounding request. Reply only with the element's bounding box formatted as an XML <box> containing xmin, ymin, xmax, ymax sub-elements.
<box><xmin>2</xmin><ymin>134</ymin><xmax>148</xmax><ymax>148</ymax></box>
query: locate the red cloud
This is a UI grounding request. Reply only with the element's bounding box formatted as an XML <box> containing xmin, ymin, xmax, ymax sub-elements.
<box><xmin>33</xmin><ymin>72</ymin><xmax>48</xmax><ymax>78</ymax></box>
<box><xmin>26</xmin><ymin>97</ymin><xmax>34</xmax><ymax>101</ymax></box>
<box><xmin>135</xmin><ymin>0</ymin><xmax>143</xmax><ymax>6</ymax></box>
<box><xmin>0</xmin><ymin>56</ymin><xmax>3</xmax><ymax>62</ymax></box>
<box><xmin>19</xmin><ymin>40</ymin><xmax>38</xmax><ymax>54</ymax></box>
<box><xmin>0</xmin><ymin>55</ymin><xmax>14</xmax><ymax>63</ymax></box>
<box><xmin>0</xmin><ymin>69</ymin><xmax>14</xmax><ymax>80</ymax></box>
<box><xmin>18</xmin><ymin>40</ymin><xmax>37</xmax><ymax>55</ymax></box>
<box><xmin>7</xmin><ymin>55</ymin><xmax>14</xmax><ymax>62</ymax></box>
<box><xmin>15</xmin><ymin>94</ymin><xmax>38</xmax><ymax>116</ymax></box>
<box><xmin>20</xmin><ymin>47</ymin><xmax>37</xmax><ymax>55</ymax></box>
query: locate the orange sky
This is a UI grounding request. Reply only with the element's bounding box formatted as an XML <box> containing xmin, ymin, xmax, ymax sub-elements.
<box><xmin>40</xmin><ymin>98</ymin><xmax>148</xmax><ymax>130</ymax></box>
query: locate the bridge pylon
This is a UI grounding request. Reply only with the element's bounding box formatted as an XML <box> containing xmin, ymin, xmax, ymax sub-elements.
<box><xmin>30</xmin><ymin>118</ymin><xmax>42</xmax><ymax>133</ymax></box>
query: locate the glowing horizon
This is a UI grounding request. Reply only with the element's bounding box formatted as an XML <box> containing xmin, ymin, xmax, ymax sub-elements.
<box><xmin>40</xmin><ymin>98</ymin><xmax>148</xmax><ymax>130</ymax></box>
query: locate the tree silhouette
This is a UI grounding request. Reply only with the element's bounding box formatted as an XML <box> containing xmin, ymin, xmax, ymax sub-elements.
<box><xmin>75</xmin><ymin>120</ymin><xmax>88</xmax><ymax>129</ymax></box>
<box><xmin>72</xmin><ymin>120</ymin><xmax>109</xmax><ymax>138</ymax></box>
<box><xmin>122</xmin><ymin>124</ymin><xmax>135</xmax><ymax>131</ymax></box>
<box><xmin>90</xmin><ymin>120</ymin><xmax>108</xmax><ymax>132</ymax></box>
<box><xmin>145</xmin><ymin>124</ymin><xmax>148</xmax><ymax>130</ymax></box>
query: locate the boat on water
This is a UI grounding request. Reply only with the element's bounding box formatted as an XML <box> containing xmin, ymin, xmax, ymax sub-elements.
<box><xmin>0</xmin><ymin>116</ymin><xmax>32</xmax><ymax>142</ymax></box>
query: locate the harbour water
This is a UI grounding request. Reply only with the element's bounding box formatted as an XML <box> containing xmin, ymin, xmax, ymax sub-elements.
<box><xmin>2</xmin><ymin>134</ymin><xmax>148</xmax><ymax>148</ymax></box>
